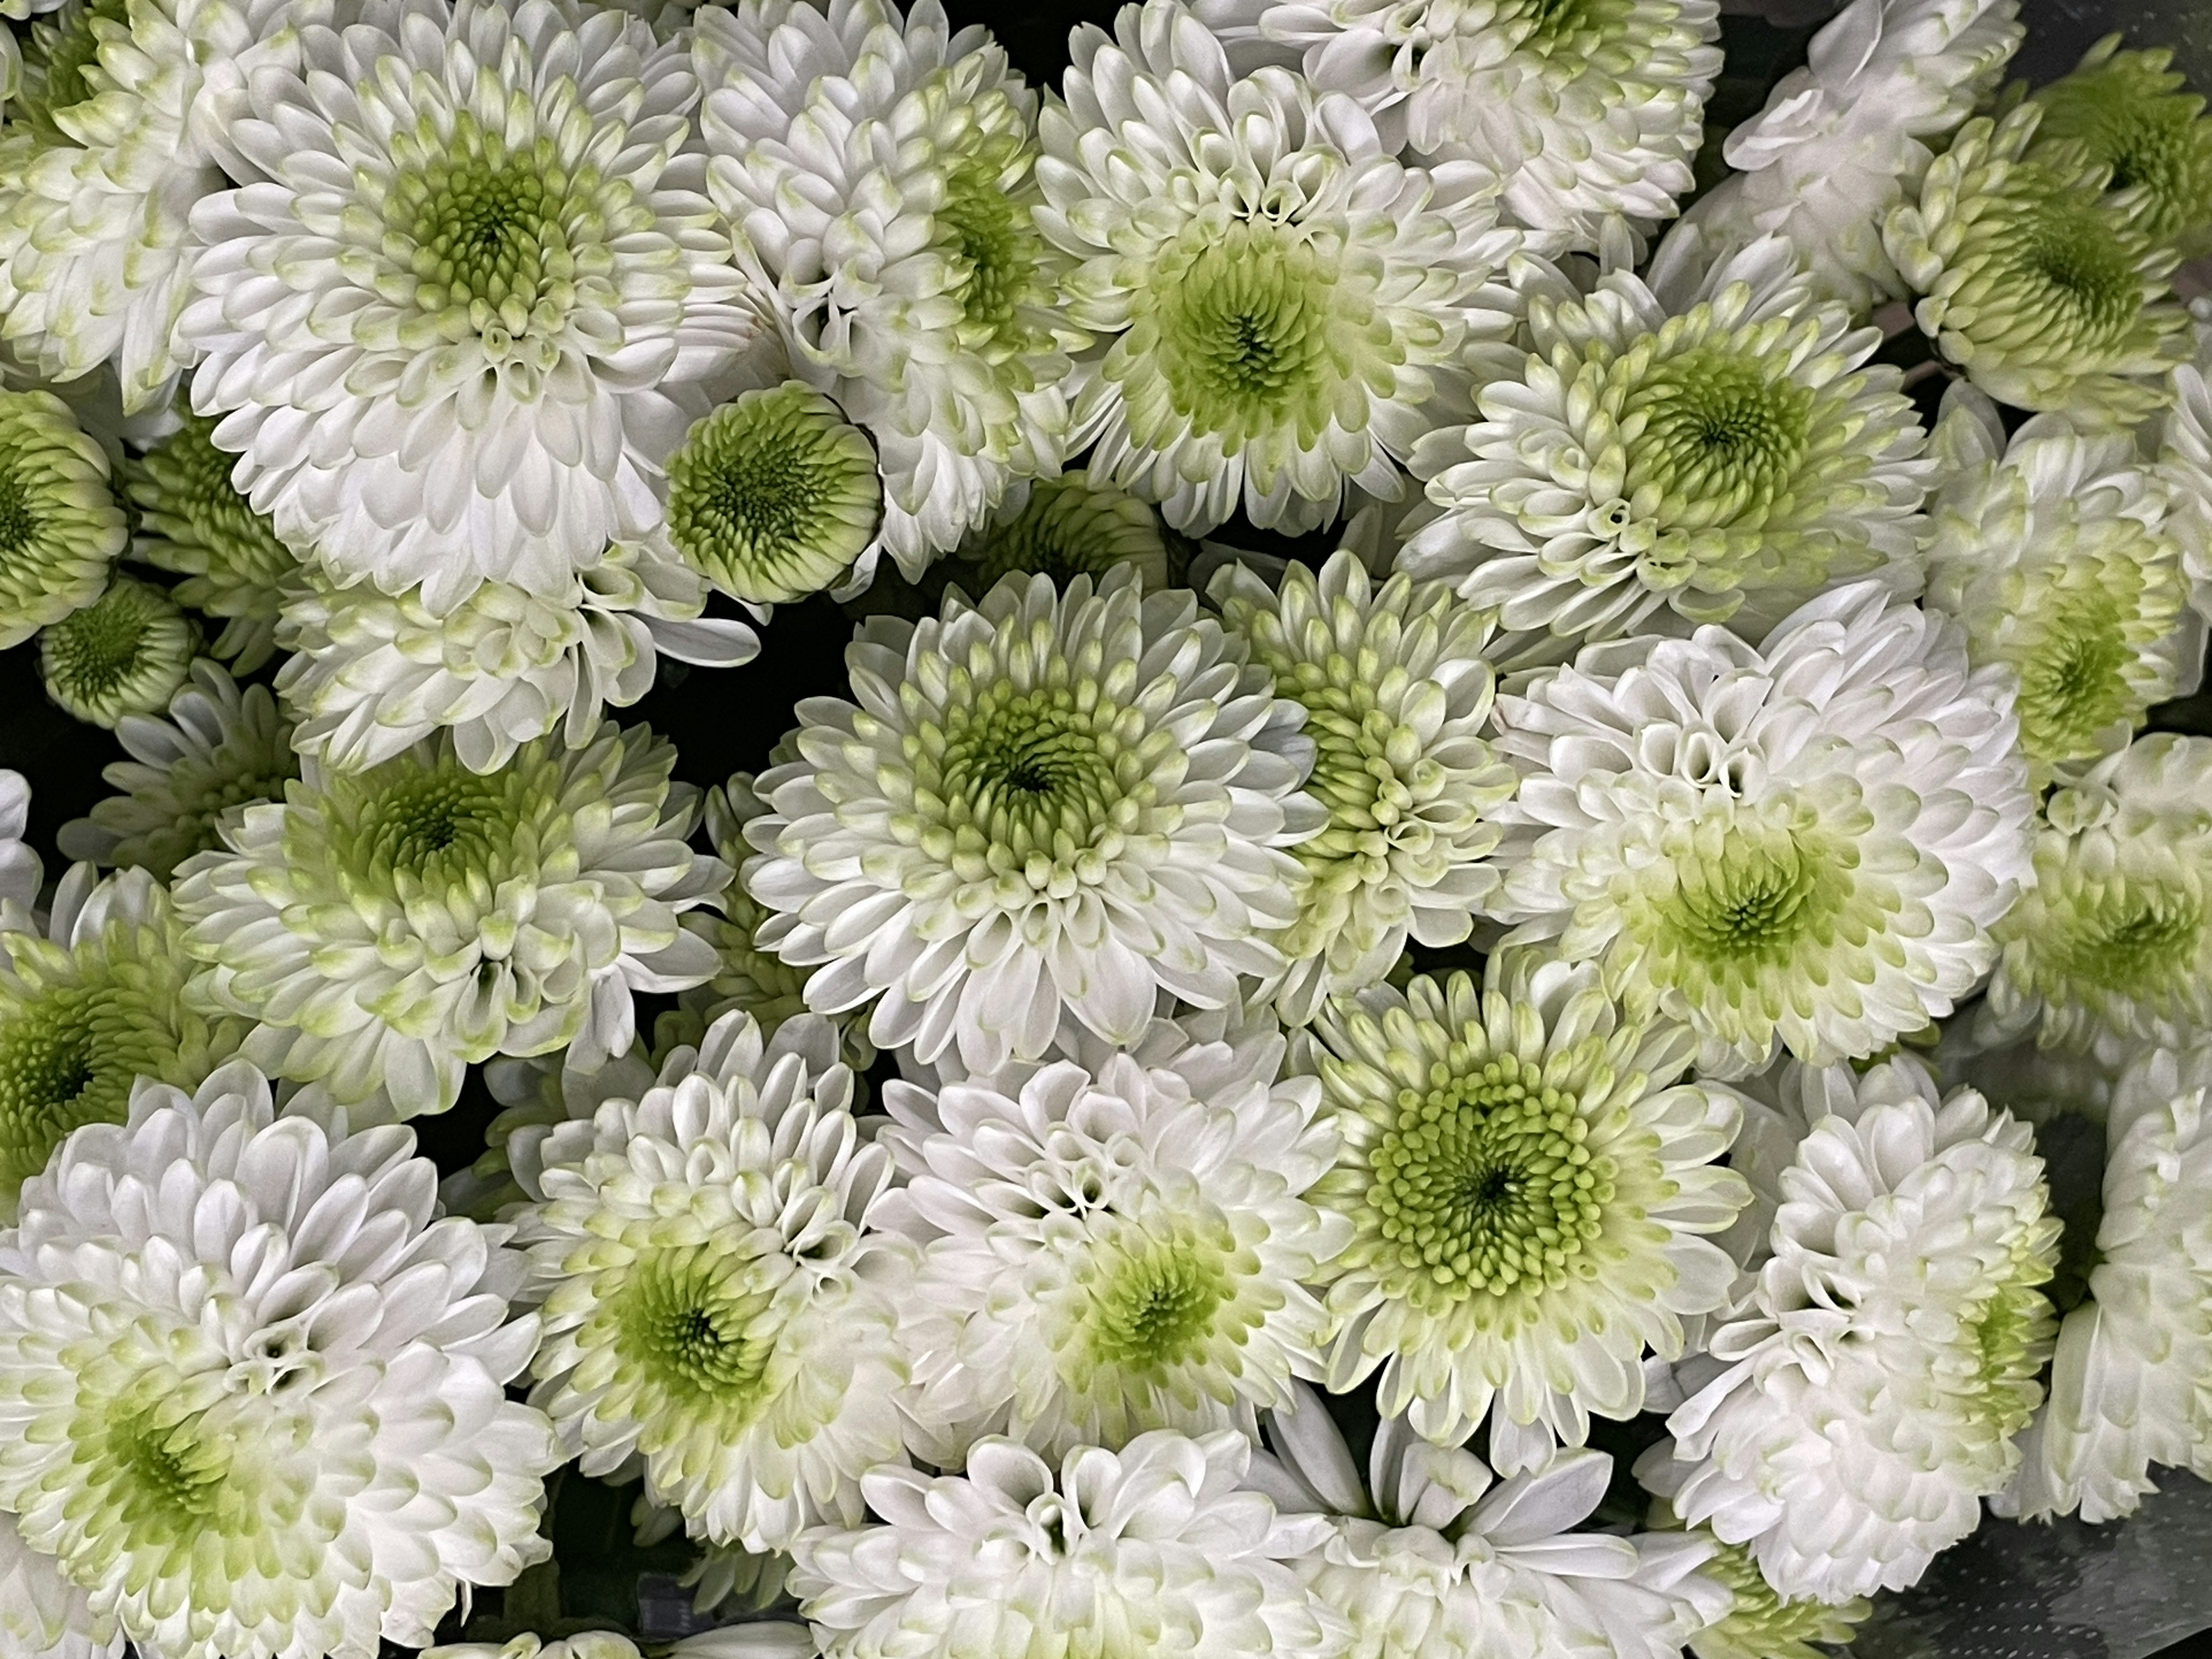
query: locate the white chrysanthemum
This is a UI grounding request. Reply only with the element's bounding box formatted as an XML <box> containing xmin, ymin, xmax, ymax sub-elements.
<box><xmin>1</xmin><ymin>1510</ymin><xmax>120</xmax><ymax>1659</ymax></box>
<box><xmin>1996</xmin><ymin>1043</ymin><xmax>2212</xmax><ymax>1523</ymax></box>
<box><xmin>0</xmin><ymin>861</ymin><xmax>247</xmax><ymax>1218</ymax></box>
<box><xmin>123</xmin><ymin>411</ymin><xmax>301</xmax><ymax>673</ymax></box>
<box><xmin>0</xmin><ymin>0</ymin><xmax>309</xmax><ymax>410</ymax></box>
<box><xmin>0</xmin><ymin>387</ymin><xmax>126</xmax><ymax>647</ymax></box>
<box><xmin>56</xmin><ymin>658</ymin><xmax>295</xmax><ymax>879</ymax></box>
<box><xmin>695</xmin><ymin>0</ymin><xmax>1078</xmax><ymax>588</ymax></box>
<box><xmin>0</xmin><ymin>767</ymin><xmax>40</xmax><ymax>921</ymax></box>
<box><xmin>1884</xmin><ymin>104</ymin><xmax>2191</xmax><ymax>423</ymax></box>
<box><xmin>1491</xmin><ymin>581</ymin><xmax>2035</xmax><ymax>1077</ymax></box>
<box><xmin>789</xmin><ymin>1430</ymin><xmax>1346</xmax><ymax>1659</ymax></box>
<box><xmin>1641</xmin><ymin>1055</ymin><xmax>2061</xmax><ymax>1603</ymax></box>
<box><xmin>744</xmin><ymin>567</ymin><xmax>1321</xmax><ymax>1075</ymax></box>
<box><xmin>1308</xmin><ymin>954</ymin><xmax>1748</xmax><ymax>1446</ymax></box>
<box><xmin>518</xmin><ymin>1012</ymin><xmax>914</xmax><ymax>1554</ymax></box>
<box><xmin>1037</xmin><ymin>0</ymin><xmax>1524</xmax><ymax>536</ymax></box>
<box><xmin>1678</xmin><ymin>0</ymin><xmax>2021</xmax><ymax>312</ymax></box>
<box><xmin>174</xmin><ymin>720</ymin><xmax>726</xmax><ymax>1116</ymax></box>
<box><xmin>1213</xmin><ymin>552</ymin><xmax>1516</xmax><ymax>1023</ymax></box>
<box><xmin>0</xmin><ymin>1062</ymin><xmax>561</xmax><ymax>1659</ymax></box>
<box><xmin>1923</xmin><ymin>391</ymin><xmax>2198</xmax><ymax>784</ymax></box>
<box><xmin>180</xmin><ymin>0</ymin><xmax>758</xmax><ymax>613</ymax></box>
<box><xmin>1234</xmin><ymin>0</ymin><xmax>1721</xmax><ymax>251</ymax></box>
<box><xmin>1260</xmin><ymin>1384</ymin><xmax>1725</xmax><ymax>1659</ymax></box>
<box><xmin>1987</xmin><ymin>735</ymin><xmax>2212</xmax><ymax>1055</ymax></box>
<box><xmin>876</xmin><ymin>1007</ymin><xmax>1346</xmax><ymax>1464</ymax></box>
<box><xmin>39</xmin><ymin>571</ymin><xmax>196</xmax><ymax>728</ymax></box>
<box><xmin>1404</xmin><ymin>237</ymin><xmax>1934</xmax><ymax>649</ymax></box>
<box><xmin>275</xmin><ymin>538</ymin><xmax>760</xmax><ymax>775</ymax></box>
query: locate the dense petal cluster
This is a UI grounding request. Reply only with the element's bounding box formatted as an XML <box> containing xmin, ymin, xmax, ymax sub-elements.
<box><xmin>0</xmin><ymin>1063</ymin><xmax>561</xmax><ymax>1659</ymax></box>
<box><xmin>0</xmin><ymin>388</ymin><xmax>126</xmax><ymax>647</ymax></box>
<box><xmin>1491</xmin><ymin>581</ymin><xmax>2035</xmax><ymax>1076</ymax></box>
<box><xmin>2025</xmin><ymin>35</ymin><xmax>2212</xmax><ymax>252</ymax></box>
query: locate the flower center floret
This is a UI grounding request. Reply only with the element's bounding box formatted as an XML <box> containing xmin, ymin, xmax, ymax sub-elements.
<box><xmin>1626</xmin><ymin>350</ymin><xmax>1816</xmax><ymax>536</ymax></box>
<box><xmin>934</xmin><ymin>690</ymin><xmax>1131</xmax><ymax>873</ymax></box>
<box><xmin>2016</xmin><ymin>192</ymin><xmax>2143</xmax><ymax>337</ymax></box>
<box><xmin>1079</xmin><ymin>1228</ymin><xmax>1235</xmax><ymax>1374</ymax></box>
<box><xmin>940</xmin><ymin>148</ymin><xmax>1043</xmax><ymax>355</ymax></box>
<box><xmin>612</xmin><ymin>1243</ymin><xmax>783</xmax><ymax>1418</ymax></box>
<box><xmin>347</xmin><ymin>764</ymin><xmax>521</xmax><ymax>893</ymax></box>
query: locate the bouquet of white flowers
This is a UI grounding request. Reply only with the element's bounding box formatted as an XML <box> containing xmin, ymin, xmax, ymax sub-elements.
<box><xmin>0</xmin><ymin>0</ymin><xmax>2209</xmax><ymax>1656</ymax></box>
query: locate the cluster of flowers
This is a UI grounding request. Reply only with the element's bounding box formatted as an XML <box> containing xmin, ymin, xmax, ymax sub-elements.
<box><xmin>1</xmin><ymin>0</ymin><xmax>2211</xmax><ymax>1653</ymax></box>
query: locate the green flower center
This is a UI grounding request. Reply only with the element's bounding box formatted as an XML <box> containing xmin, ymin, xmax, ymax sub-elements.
<box><xmin>615</xmin><ymin>1245</ymin><xmax>781</xmax><ymax>1410</ymax></box>
<box><xmin>937</xmin><ymin>692</ymin><xmax>1124</xmax><ymax>855</ymax></box>
<box><xmin>962</xmin><ymin>477</ymin><xmax>1168</xmax><ymax>590</ymax></box>
<box><xmin>1080</xmin><ymin>1231</ymin><xmax>1233</xmax><ymax>1374</ymax></box>
<box><xmin>1959</xmin><ymin>1250</ymin><xmax>2057</xmax><ymax>1439</ymax></box>
<box><xmin>665</xmin><ymin>384</ymin><xmax>881</xmax><ymax>606</ymax></box>
<box><xmin>1137</xmin><ymin>219</ymin><xmax>1340</xmax><ymax>449</ymax></box>
<box><xmin>0</xmin><ymin>468</ymin><xmax>41</xmax><ymax>557</ymax></box>
<box><xmin>109</xmin><ymin>1414</ymin><xmax>229</xmax><ymax>1527</ymax></box>
<box><xmin>0</xmin><ymin>988</ymin><xmax>100</xmax><ymax>1195</ymax></box>
<box><xmin>47</xmin><ymin>592</ymin><xmax>150</xmax><ymax>698</ymax></box>
<box><xmin>940</xmin><ymin>151</ymin><xmax>1043</xmax><ymax>355</ymax></box>
<box><xmin>1368</xmin><ymin>1050</ymin><xmax>1610</xmax><ymax>1304</ymax></box>
<box><xmin>21</xmin><ymin>0</ymin><xmax>128</xmax><ymax>139</ymax></box>
<box><xmin>321</xmin><ymin>751</ymin><xmax>552</xmax><ymax>907</ymax></box>
<box><xmin>1663</xmin><ymin>819</ymin><xmax>1845</xmax><ymax>969</ymax></box>
<box><xmin>2056</xmin><ymin>878</ymin><xmax>2203</xmax><ymax>1000</ymax></box>
<box><xmin>2009</xmin><ymin>185</ymin><xmax>2145</xmax><ymax>342</ymax></box>
<box><xmin>2015</xmin><ymin>603</ymin><xmax>2134</xmax><ymax>762</ymax></box>
<box><xmin>358</xmin><ymin>768</ymin><xmax>508</xmax><ymax>875</ymax></box>
<box><xmin>2033</xmin><ymin>51</ymin><xmax>2212</xmax><ymax>244</ymax></box>
<box><xmin>41</xmin><ymin>577</ymin><xmax>194</xmax><ymax>727</ymax></box>
<box><xmin>1625</xmin><ymin>348</ymin><xmax>1815</xmax><ymax>533</ymax></box>
<box><xmin>1508</xmin><ymin>0</ymin><xmax>1637</xmax><ymax>59</ymax></box>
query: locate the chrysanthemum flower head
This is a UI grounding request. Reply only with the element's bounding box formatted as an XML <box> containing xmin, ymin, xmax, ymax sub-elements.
<box><xmin>1491</xmin><ymin>581</ymin><xmax>2035</xmax><ymax>1077</ymax></box>
<box><xmin>1213</xmin><ymin>551</ymin><xmax>1517</xmax><ymax>1022</ymax></box>
<box><xmin>0</xmin><ymin>1062</ymin><xmax>560</xmax><ymax>1659</ymax></box>
<box><xmin>877</xmin><ymin>1002</ymin><xmax>1347</xmax><ymax>1463</ymax></box>
<box><xmin>662</xmin><ymin>382</ymin><xmax>884</xmax><ymax>605</ymax></box>
<box><xmin>744</xmin><ymin>566</ymin><xmax>1323</xmax><ymax>1075</ymax></box>
<box><xmin>1884</xmin><ymin>103</ymin><xmax>2191</xmax><ymax>423</ymax></box>
<box><xmin>276</xmin><ymin>537</ymin><xmax>760</xmax><ymax>776</ymax></box>
<box><xmin>0</xmin><ymin>861</ymin><xmax>247</xmax><ymax>1219</ymax></box>
<box><xmin>2025</xmin><ymin>34</ymin><xmax>2212</xmax><ymax>253</ymax></box>
<box><xmin>1234</xmin><ymin>0</ymin><xmax>1722</xmax><ymax>251</ymax></box>
<box><xmin>695</xmin><ymin>0</ymin><xmax>1078</xmax><ymax>586</ymax></box>
<box><xmin>1306</xmin><ymin>951</ymin><xmax>1748</xmax><ymax>1446</ymax></box>
<box><xmin>518</xmin><ymin>1010</ymin><xmax>914</xmax><ymax>1553</ymax></box>
<box><xmin>1037</xmin><ymin>0</ymin><xmax>1524</xmax><ymax>535</ymax></box>
<box><xmin>1406</xmin><ymin>236</ymin><xmax>1935</xmax><ymax>649</ymax></box>
<box><xmin>1</xmin><ymin>1509</ymin><xmax>119</xmax><ymax>1659</ymax></box>
<box><xmin>0</xmin><ymin>0</ymin><xmax>308</xmax><ymax>411</ymax></box>
<box><xmin>39</xmin><ymin>571</ymin><xmax>196</xmax><ymax>728</ymax></box>
<box><xmin>1994</xmin><ymin>1041</ymin><xmax>2212</xmax><ymax>1524</ymax></box>
<box><xmin>1988</xmin><ymin>734</ymin><xmax>2212</xmax><ymax>1054</ymax></box>
<box><xmin>1263</xmin><ymin>1383</ymin><xmax>1726</xmax><ymax>1659</ymax></box>
<box><xmin>123</xmin><ymin>411</ymin><xmax>301</xmax><ymax>674</ymax></box>
<box><xmin>175</xmin><ymin>719</ymin><xmax>727</xmax><ymax>1117</ymax></box>
<box><xmin>180</xmin><ymin>0</ymin><xmax>759</xmax><ymax>612</ymax></box>
<box><xmin>958</xmin><ymin>469</ymin><xmax>1171</xmax><ymax>592</ymax></box>
<box><xmin>1641</xmin><ymin>1055</ymin><xmax>2061</xmax><ymax>1603</ymax></box>
<box><xmin>1678</xmin><ymin>0</ymin><xmax>2021</xmax><ymax>312</ymax></box>
<box><xmin>789</xmin><ymin>1430</ymin><xmax>1347</xmax><ymax>1659</ymax></box>
<box><xmin>0</xmin><ymin>387</ymin><xmax>124</xmax><ymax>650</ymax></box>
<box><xmin>1922</xmin><ymin>389</ymin><xmax>2198</xmax><ymax>784</ymax></box>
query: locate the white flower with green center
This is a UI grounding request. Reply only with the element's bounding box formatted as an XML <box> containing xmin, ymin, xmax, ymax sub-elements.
<box><xmin>695</xmin><ymin>0</ymin><xmax>1078</xmax><ymax>587</ymax></box>
<box><xmin>180</xmin><ymin>0</ymin><xmax>758</xmax><ymax>614</ymax></box>
<box><xmin>39</xmin><ymin>571</ymin><xmax>195</xmax><ymax>728</ymax></box>
<box><xmin>0</xmin><ymin>0</ymin><xmax>308</xmax><ymax>411</ymax></box>
<box><xmin>1235</xmin><ymin>0</ymin><xmax>1721</xmax><ymax>251</ymax></box>
<box><xmin>1213</xmin><ymin>552</ymin><xmax>1517</xmax><ymax>1024</ymax></box>
<box><xmin>1922</xmin><ymin>392</ymin><xmax>2198</xmax><ymax>785</ymax></box>
<box><xmin>1037</xmin><ymin>0</ymin><xmax>1523</xmax><ymax>536</ymax></box>
<box><xmin>0</xmin><ymin>387</ymin><xmax>125</xmax><ymax>649</ymax></box>
<box><xmin>1995</xmin><ymin>1043</ymin><xmax>2212</xmax><ymax>1524</ymax></box>
<box><xmin>54</xmin><ymin>658</ymin><xmax>294</xmax><ymax>880</ymax></box>
<box><xmin>275</xmin><ymin>537</ymin><xmax>760</xmax><ymax>776</ymax></box>
<box><xmin>1491</xmin><ymin>581</ymin><xmax>2035</xmax><ymax>1077</ymax></box>
<box><xmin>517</xmin><ymin>1011</ymin><xmax>916</xmax><ymax>1553</ymax></box>
<box><xmin>1</xmin><ymin>1497</ymin><xmax>119</xmax><ymax>1659</ymax></box>
<box><xmin>2027</xmin><ymin>35</ymin><xmax>2212</xmax><ymax>254</ymax></box>
<box><xmin>123</xmin><ymin>411</ymin><xmax>300</xmax><ymax>675</ymax></box>
<box><xmin>669</xmin><ymin>772</ymin><xmax>874</xmax><ymax>1070</ymax></box>
<box><xmin>1405</xmin><ymin>236</ymin><xmax>1934</xmax><ymax>649</ymax></box>
<box><xmin>661</xmin><ymin>382</ymin><xmax>884</xmax><ymax>606</ymax></box>
<box><xmin>173</xmin><ymin>719</ymin><xmax>726</xmax><ymax>1117</ymax></box>
<box><xmin>1884</xmin><ymin>104</ymin><xmax>2191</xmax><ymax>424</ymax></box>
<box><xmin>958</xmin><ymin>469</ymin><xmax>1172</xmax><ymax>592</ymax></box>
<box><xmin>1677</xmin><ymin>0</ymin><xmax>2021</xmax><ymax>312</ymax></box>
<box><xmin>875</xmin><ymin>1013</ymin><xmax>1347</xmax><ymax>1464</ymax></box>
<box><xmin>0</xmin><ymin>1062</ymin><xmax>561</xmax><ymax>1659</ymax></box>
<box><xmin>1307</xmin><ymin>955</ymin><xmax>1748</xmax><ymax>1446</ymax></box>
<box><xmin>1263</xmin><ymin>1384</ymin><xmax>1727</xmax><ymax>1659</ymax></box>
<box><xmin>1650</xmin><ymin>1514</ymin><xmax>1870</xmax><ymax>1659</ymax></box>
<box><xmin>1640</xmin><ymin>1056</ymin><xmax>2061</xmax><ymax>1603</ymax></box>
<box><xmin>1987</xmin><ymin>735</ymin><xmax>2212</xmax><ymax>1054</ymax></box>
<box><xmin>788</xmin><ymin>1431</ymin><xmax>1346</xmax><ymax>1659</ymax></box>
<box><xmin>0</xmin><ymin>862</ymin><xmax>248</xmax><ymax>1221</ymax></box>
<box><xmin>745</xmin><ymin>567</ymin><xmax>1321</xmax><ymax>1075</ymax></box>
<box><xmin>0</xmin><ymin>768</ymin><xmax>42</xmax><ymax>923</ymax></box>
